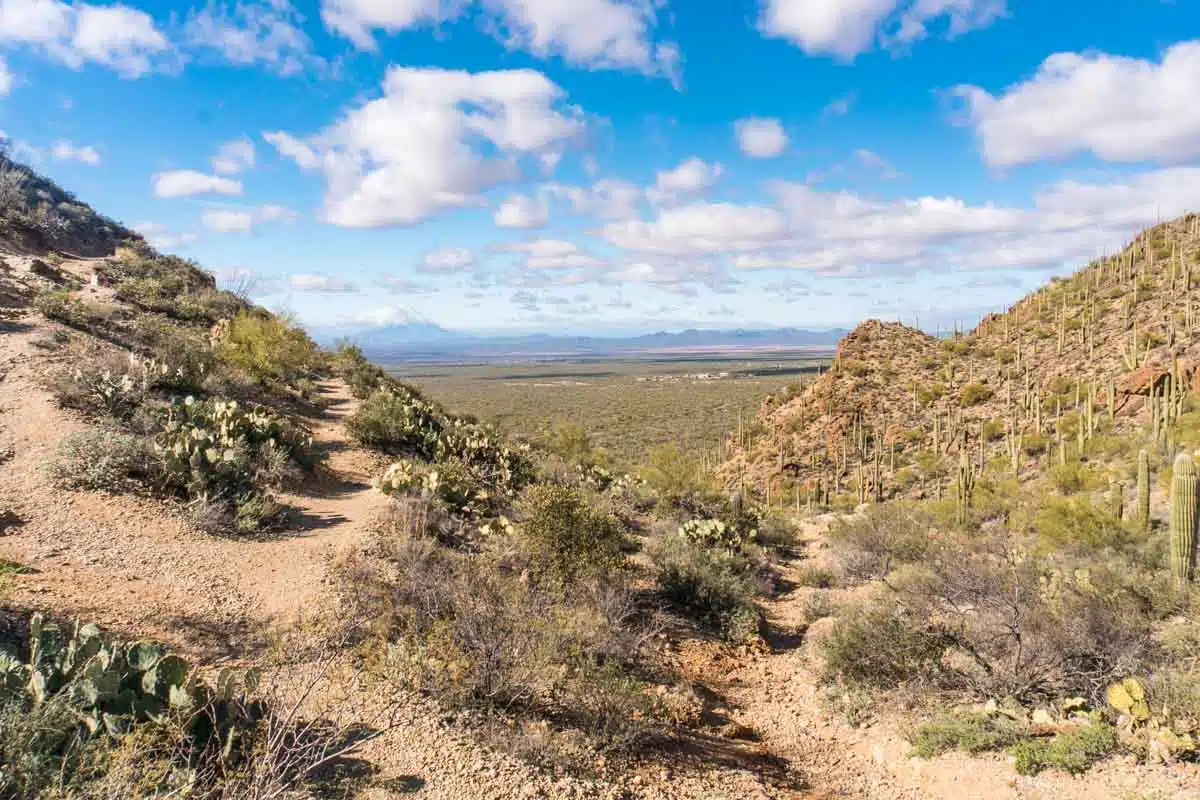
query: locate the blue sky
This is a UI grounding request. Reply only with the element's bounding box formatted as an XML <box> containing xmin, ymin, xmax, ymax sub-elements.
<box><xmin>2</xmin><ymin>0</ymin><xmax>1199</xmax><ymax>336</ymax></box>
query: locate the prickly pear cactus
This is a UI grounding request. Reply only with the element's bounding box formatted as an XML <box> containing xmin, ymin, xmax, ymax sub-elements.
<box><xmin>1170</xmin><ymin>453</ymin><xmax>1198</xmax><ymax>587</ymax></box>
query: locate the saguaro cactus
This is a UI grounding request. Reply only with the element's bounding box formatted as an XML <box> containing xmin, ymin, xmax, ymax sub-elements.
<box><xmin>954</xmin><ymin>451</ymin><xmax>975</xmax><ymax>527</ymax></box>
<box><xmin>1137</xmin><ymin>449</ymin><xmax>1151</xmax><ymax>532</ymax></box>
<box><xmin>1170</xmin><ymin>453</ymin><xmax>1198</xmax><ymax>588</ymax></box>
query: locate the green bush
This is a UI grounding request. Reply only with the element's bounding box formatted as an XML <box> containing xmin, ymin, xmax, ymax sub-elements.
<box><xmin>650</xmin><ymin>533</ymin><xmax>764</xmax><ymax>641</ymax></box>
<box><xmin>794</xmin><ymin>564</ymin><xmax>837</xmax><ymax>589</ymax></box>
<box><xmin>519</xmin><ymin>484</ymin><xmax>625</xmax><ymax>582</ymax></box>
<box><xmin>638</xmin><ymin>445</ymin><xmax>710</xmax><ymax>509</ymax></box>
<box><xmin>959</xmin><ymin>383</ymin><xmax>994</xmax><ymax>407</ymax></box>
<box><xmin>347</xmin><ymin>387</ymin><xmax>443</xmax><ymax>457</ymax></box>
<box><xmin>215</xmin><ymin>310</ymin><xmax>320</xmax><ymax>385</ymax></box>
<box><xmin>821</xmin><ymin>604</ymin><xmax>946</xmax><ymax>689</ymax></box>
<box><xmin>1008</xmin><ymin>723</ymin><xmax>1118</xmax><ymax>775</ymax></box>
<box><xmin>44</xmin><ymin>429</ymin><xmax>152</xmax><ymax>492</ymax></box>
<box><xmin>1034</xmin><ymin>497</ymin><xmax>1132</xmax><ymax>553</ymax></box>
<box><xmin>908</xmin><ymin>712</ymin><xmax>1025</xmax><ymax>758</ymax></box>
<box><xmin>827</xmin><ymin>503</ymin><xmax>934</xmax><ymax>581</ymax></box>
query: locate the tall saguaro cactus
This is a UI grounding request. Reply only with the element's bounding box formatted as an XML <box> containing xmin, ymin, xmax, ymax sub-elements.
<box><xmin>1137</xmin><ymin>449</ymin><xmax>1151</xmax><ymax>532</ymax></box>
<box><xmin>1170</xmin><ymin>453</ymin><xmax>1198</xmax><ymax>588</ymax></box>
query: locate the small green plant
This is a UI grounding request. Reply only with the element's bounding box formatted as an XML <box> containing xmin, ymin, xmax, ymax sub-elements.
<box><xmin>1034</xmin><ymin>497</ymin><xmax>1132</xmax><ymax>553</ymax></box>
<box><xmin>1008</xmin><ymin>723</ymin><xmax>1118</xmax><ymax>775</ymax></box>
<box><xmin>908</xmin><ymin>712</ymin><xmax>1025</xmax><ymax>759</ymax></box>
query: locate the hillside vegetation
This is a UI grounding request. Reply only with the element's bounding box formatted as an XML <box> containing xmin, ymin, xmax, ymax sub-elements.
<box><xmin>0</xmin><ymin>149</ymin><xmax>1196</xmax><ymax>799</ymax></box>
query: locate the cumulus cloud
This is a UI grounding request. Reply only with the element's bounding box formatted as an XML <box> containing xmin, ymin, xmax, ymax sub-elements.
<box><xmin>951</xmin><ymin>40</ymin><xmax>1200</xmax><ymax>167</ymax></box>
<box><xmin>321</xmin><ymin>0</ymin><xmax>679</xmax><ymax>82</ymax></box>
<box><xmin>502</xmin><ymin>238</ymin><xmax>606</xmax><ymax>270</ymax></box>
<box><xmin>133</xmin><ymin>221</ymin><xmax>198</xmax><ymax>249</ymax></box>
<box><xmin>494</xmin><ymin>193</ymin><xmax>549</xmax><ymax>228</ymax></box>
<box><xmin>290</xmin><ymin>273</ymin><xmax>357</xmax><ymax>292</ymax></box>
<box><xmin>420</xmin><ymin>246</ymin><xmax>475</xmax><ymax>273</ymax></box>
<box><xmin>51</xmin><ymin>140</ymin><xmax>100</xmax><ymax>165</ymax></box>
<box><xmin>0</xmin><ymin>0</ymin><xmax>170</xmax><ymax>77</ymax></box>
<box><xmin>185</xmin><ymin>0</ymin><xmax>322</xmax><ymax>76</ymax></box>
<box><xmin>759</xmin><ymin>0</ymin><xmax>1004</xmax><ymax>60</ymax></box>
<box><xmin>266</xmin><ymin>66</ymin><xmax>583</xmax><ymax>228</ymax></box>
<box><xmin>152</xmin><ymin>169</ymin><xmax>243</xmax><ymax>198</ymax></box>
<box><xmin>543</xmin><ymin>178</ymin><xmax>643</xmax><ymax>220</ymax></box>
<box><xmin>595</xmin><ymin>167</ymin><xmax>1200</xmax><ymax>279</ymax></box>
<box><xmin>647</xmin><ymin>157</ymin><xmax>723</xmax><ymax>204</ymax></box>
<box><xmin>201</xmin><ymin>203</ymin><xmax>297</xmax><ymax>232</ymax></box>
<box><xmin>734</xmin><ymin>117</ymin><xmax>788</xmax><ymax>158</ymax></box>
<box><xmin>211</xmin><ymin>137</ymin><xmax>255</xmax><ymax>175</ymax></box>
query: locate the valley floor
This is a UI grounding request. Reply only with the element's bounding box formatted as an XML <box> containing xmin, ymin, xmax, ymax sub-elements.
<box><xmin>2</xmin><ymin>297</ymin><xmax>1198</xmax><ymax>799</ymax></box>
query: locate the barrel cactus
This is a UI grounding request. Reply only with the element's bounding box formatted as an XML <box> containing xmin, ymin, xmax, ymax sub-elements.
<box><xmin>1170</xmin><ymin>453</ymin><xmax>1198</xmax><ymax>588</ymax></box>
<box><xmin>1137</xmin><ymin>449</ymin><xmax>1151</xmax><ymax>531</ymax></box>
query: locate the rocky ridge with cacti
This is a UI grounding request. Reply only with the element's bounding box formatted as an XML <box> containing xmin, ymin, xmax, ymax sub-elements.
<box><xmin>724</xmin><ymin>213</ymin><xmax>1200</xmax><ymax>515</ymax></box>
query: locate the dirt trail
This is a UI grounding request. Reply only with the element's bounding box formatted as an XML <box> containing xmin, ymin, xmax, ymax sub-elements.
<box><xmin>0</xmin><ymin>310</ymin><xmax>389</xmax><ymax>656</ymax></box>
<box><xmin>718</xmin><ymin>517</ymin><xmax>1200</xmax><ymax>800</ymax></box>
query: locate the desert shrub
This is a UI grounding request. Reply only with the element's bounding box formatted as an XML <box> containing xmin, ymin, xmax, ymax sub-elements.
<box><xmin>908</xmin><ymin>711</ymin><xmax>1026</xmax><ymax>758</ymax></box>
<box><xmin>821</xmin><ymin>603</ymin><xmax>947</xmax><ymax>689</ymax></box>
<box><xmin>1008</xmin><ymin>723</ymin><xmax>1118</xmax><ymax>775</ymax></box>
<box><xmin>827</xmin><ymin>502</ymin><xmax>934</xmax><ymax>581</ymax></box>
<box><xmin>638</xmin><ymin>445</ymin><xmax>711</xmax><ymax>510</ymax></box>
<box><xmin>891</xmin><ymin>538</ymin><xmax>1154</xmax><ymax>701</ymax></box>
<box><xmin>1023</xmin><ymin>433</ymin><xmax>1049</xmax><ymax>456</ymax></box>
<box><xmin>650</xmin><ymin>533</ymin><xmax>764</xmax><ymax>641</ymax></box>
<box><xmin>44</xmin><ymin>429</ymin><xmax>152</xmax><ymax>492</ymax></box>
<box><xmin>331</xmin><ymin>340</ymin><xmax>389</xmax><ymax>399</ymax></box>
<box><xmin>794</xmin><ymin>564</ymin><xmax>836</xmax><ymax>589</ymax></box>
<box><xmin>754</xmin><ymin>511</ymin><xmax>796</xmax><ymax>552</ymax></box>
<box><xmin>130</xmin><ymin>316</ymin><xmax>212</xmax><ymax>392</ymax></box>
<box><xmin>982</xmin><ymin>420</ymin><xmax>1006</xmax><ymax>442</ymax></box>
<box><xmin>1034</xmin><ymin>497</ymin><xmax>1133</xmax><ymax>553</ymax></box>
<box><xmin>1048</xmin><ymin>460</ymin><xmax>1097</xmax><ymax>494</ymax></box>
<box><xmin>33</xmin><ymin>289</ymin><xmax>89</xmax><ymax>327</ymax></box>
<box><xmin>49</xmin><ymin>354</ymin><xmax>148</xmax><ymax>419</ymax></box>
<box><xmin>215</xmin><ymin>310</ymin><xmax>320</xmax><ymax>385</ymax></box>
<box><xmin>341</xmin><ymin>531</ymin><xmax>656</xmax><ymax>752</ymax></box>
<box><xmin>545</xmin><ymin>421</ymin><xmax>607</xmax><ymax>467</ymax></box>
<box><xmin>917</xmin><ymin>383</ymin><xmax>947</xmax><ymax>406</ymax></box>
<box><xmin>959</xmin><ymin>383</ymin><xmax>993</xmax><ymax>407</ymax></box>
<box><xmin>518</xmin><ymin>484</ymin><xmax>625</xmax><ymax>583</ymax></box>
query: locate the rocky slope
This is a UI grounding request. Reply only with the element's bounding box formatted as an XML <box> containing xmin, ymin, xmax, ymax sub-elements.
<box><xmin>726</xmin><ymin>214</ymin><xmax>1200</xmax><ymax>503</ymax></box>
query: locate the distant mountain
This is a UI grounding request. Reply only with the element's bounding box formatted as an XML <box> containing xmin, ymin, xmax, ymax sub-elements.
<box><xmin>334</xmin><ymin>325</ymin><xmax>848</xmax><ymax>363</ymax></box>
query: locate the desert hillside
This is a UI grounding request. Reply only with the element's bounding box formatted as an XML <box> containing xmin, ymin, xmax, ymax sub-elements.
<box><xmin>726</xmin><ymin>214</ymin><xmax>1200</xmax><ymax>506</ymax></box>
<box><xmin>1</xmin><ymin>154</ymin><xmax>1197</xmax><ymax>800</ymax></box>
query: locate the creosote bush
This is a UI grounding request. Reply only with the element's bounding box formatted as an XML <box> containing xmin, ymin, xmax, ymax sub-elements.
<box><xmin>518</xmin><ymin>484</ymin><xmax>625</xmax><ymax>583</ymax></box>
<box><xmin>650</xmin><ymin>532</ymin><xmax>765</xmax><ymax>641</ymax></box>
<box><xmin>44</xmin><ymin>428</ymin><xmax>153</xmax><ymax>492</ymax></box>
<box><xmin>215</xmin><ymin>310</ymin><xmax>320</xmax><ymax>385</ymax></box>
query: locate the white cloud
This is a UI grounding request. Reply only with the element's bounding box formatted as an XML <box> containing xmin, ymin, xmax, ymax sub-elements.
<box><xmin>0</xmin><ymin>56</ymin><xmax>12</xmax><ymax>95</ymax></box>
<box><xmin>152</xmin><ymin>169</ymin><xmax>242</xmax><ymax>198</ymax></box>
<box><xmin>758</xmin><ymin>0</ymin><xmax>1004</xmax><ymax>60</ymax></box>
<box><xmin>952</xmin><ymin>40</ymin><xmax>1200</xmax><ymax>167</ymax></box>
<box><xmin>262</xmin><ymin>130</ymin><xmax>319</xmax><ymax>169</ymax></box>
<box><xmin>647</xmin><ymin>157</ymin><xmax>723</xmax><ymax>204</ymax></box>
<box><xmin>185</xmin><ymin>0</ymin><xmax>321</xmax><ymax>76</ymax></box>
<box><xmin>321</xmin><ymin>0</ymin><xmax>679</xmax><ymax>81</ymax></box>
<box><xmin>494</xmin><ymin>192</ymin><xmax>549</xmax><ymax>228</ymax></box>
<box><xmin>502</xmin><ymin>238</ymin><xmax>606</xmax><ymax>270</ymax></box>
<box><xmin>269</xmin><ymin>66</ymin><xmax>583</xmax><ymax>228</ymax></box>
<box><xmin>133</xmin><ymin>221</ymin><xmax>198</xmax><ymax>249</ymax></box>
<box><xmin>0</xmin><ymin>0</ymin><xmax>171</xmax><ymax>77</ymax></box>
<box><xmin>420</xmin><ymin>246</ymin><xmax>475</xmax><ymax>273</ymax></box>
<box><xmin>820</xmin><ymin>91</ymin><xmax>857</xmax><ymax>118</ymax></box>
<box><xmin>349</xmin><ymin>304</ymin><xmax>432</xmax><ymax>326</ymax></box>
<box><xmin>854</xmin><ymin>148</ymin><xmax>899</xmax><ymax>179</ymax></box>
<box><xmin>211</xmin><ymin>137</ymin><xmax>255</xmax><ymax>175</ymax></box>
<box><xmin>596</xmin><ymin>167</ymin><xmax>1200</xmax><ymax>280</ymax></box>
<box><xmin>201</xmin><ymin>203</ymin><xmax>298</xmax><ymax>232</ymax></box>
<box><xmin>50</xmin><ymin>140</ymin><xmax>99</xmax><ymax>165</ymax></box>
<box><xmin>734</xmin><ymin>117</ymin><xmax>788</xmax><ymax>158</ymax></box>
<box><xmin>544</xmin><ymin>178</ymin><xmax>642</xmax><ymax>219</ymax></box>
<box><xmin>290</xmin><ymin>273</ymin><xmax>357</xmax><ymax>292</ymax></box>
